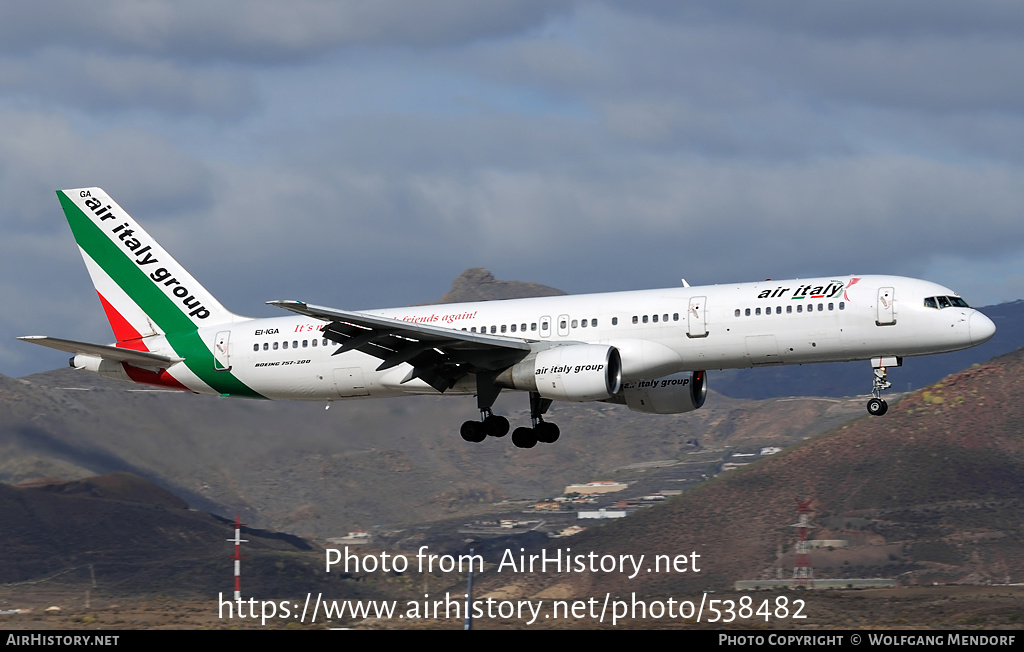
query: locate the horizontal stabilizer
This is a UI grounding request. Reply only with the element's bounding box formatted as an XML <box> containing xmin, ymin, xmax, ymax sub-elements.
<box><xmin>17</xmin><ymin>336</ymin><xmax>181</xmax><ymax>367</ymax></box>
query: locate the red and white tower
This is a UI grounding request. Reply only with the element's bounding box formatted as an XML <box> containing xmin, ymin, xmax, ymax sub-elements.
<box><xmin>791</xmin><ymin>498</ymin><xmax>814</xmax><ymax>589</ymax></box>
<box><xmin>227</xmin><ymin>515</ymin><xmax>248</xmax><ymax>601</ymax></box>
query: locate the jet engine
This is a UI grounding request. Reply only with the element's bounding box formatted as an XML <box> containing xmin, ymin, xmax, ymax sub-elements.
<box><xmin>495</xmin><ymin>344</ymin><xmax>622</xmax><ymax>401</ymax></box>
<box><xmin>615</xmin><ymin>370</ymin><xmax>707</xmax><ymax>414</ymax></box>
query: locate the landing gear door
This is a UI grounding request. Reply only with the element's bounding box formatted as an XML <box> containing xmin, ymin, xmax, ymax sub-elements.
<box><xmin>876</xmin><ymin>287</ymin><xmax>896</xmax><ymax>326</ymax></box>
<box><xmin>213</xmin><ymin>330</ymin><xmax>232</xmax><ymax>371</ymax></box>
<box><xmin>687</xmin><ymin>296</ymin><xmax>708</xmax><ymax>338</ymax></box>
<box><xmin>333</xmin><ymin>367</ymin><xmax>369</xmax><ymax>397</ymax></box>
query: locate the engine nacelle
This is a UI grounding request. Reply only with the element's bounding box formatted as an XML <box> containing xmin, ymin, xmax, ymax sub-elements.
<box><xmin>496</xmin><ymin>344</ymin><xmax>622</xmax><ymax>401</ymax></box>
<box><xmin>618</xmin><ymin>370</ymin><xmax>707</xmax><ymax>414</ymax></box>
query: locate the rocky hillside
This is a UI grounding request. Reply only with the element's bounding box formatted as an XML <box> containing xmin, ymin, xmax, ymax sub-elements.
<box><xmin>479</xmin><ymin>349</ymin><xmax>1024</xmax><ymax>598</ymax></box>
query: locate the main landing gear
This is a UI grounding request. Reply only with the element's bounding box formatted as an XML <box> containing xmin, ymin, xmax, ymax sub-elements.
<box><xmin>866</xmin><ymin>358</ymin><xmax>895</xmax><ymax>416</ymax></box>
<box><xmin>510</xmin><ymin>392</ymin><xmax>559</xmax><ymax>449</ymax></box>
<box><xmin>460</xmin><ymin>410</ymin><xmax>509</xmax><ymax>442</ymax></box>
<box><xmin>461</xmin><ymin>375</ymin><xmax>560</xmax><ymax>448</ymax></box>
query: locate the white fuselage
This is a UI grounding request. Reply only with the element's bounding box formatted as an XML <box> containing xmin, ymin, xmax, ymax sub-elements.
<box><xmin>153</xmin><ymin>274</ymin><xmax>993</xmax><ymax>401</ymax></box>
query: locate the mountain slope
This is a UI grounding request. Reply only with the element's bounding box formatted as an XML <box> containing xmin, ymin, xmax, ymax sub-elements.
<box><xmin>504</xmin><ymin>349</ymin><xmax>1024</xmax><ymax>597</ymax></box>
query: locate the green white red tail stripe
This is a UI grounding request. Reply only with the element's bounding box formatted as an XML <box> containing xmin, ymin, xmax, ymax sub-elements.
<box><xmin>57</xmin><ymin>188</ymin><xmax>264</xmax><ymax>398</ymax></box>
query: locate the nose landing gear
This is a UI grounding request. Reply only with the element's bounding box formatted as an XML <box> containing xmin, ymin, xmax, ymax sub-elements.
<box><xmin>866</xmin><ymin>356</ymin><xmax>900</xmax><ymax>416</ymax></box>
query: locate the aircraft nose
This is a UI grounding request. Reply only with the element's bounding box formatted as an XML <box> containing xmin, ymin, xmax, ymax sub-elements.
<box><xmin>970</xmin><ymin>311</ymin><xmax>996</xmax><ymax>345</ymax></box>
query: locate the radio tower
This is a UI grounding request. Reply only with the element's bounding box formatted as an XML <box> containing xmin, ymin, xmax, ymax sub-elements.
<box><xmin>791</xmin><ymin>498</ymin><xmax>814</xmax><ymax>589</ymax></box>
<box><xmin>227</xmin><ymin>515</ymin><xmax>248</xmax><ymax>601</ymax></box>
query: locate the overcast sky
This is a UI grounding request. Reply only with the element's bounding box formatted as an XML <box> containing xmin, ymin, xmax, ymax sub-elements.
<box><xmin>3</xmin><ymin>1</ymin><xmax>1024</xmax><ymax>376</ymax></box>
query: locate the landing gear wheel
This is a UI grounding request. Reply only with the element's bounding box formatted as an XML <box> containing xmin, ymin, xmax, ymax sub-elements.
<box><xmin>535</xmin><ymin>421</ymin><xmax>560</xmax><ymax>444</ymax></box>
<box><xmin>483</xmin><ymin>414</ymin><xmax>510</xmax><ymax>438</ymax></box>
<box><xmin>511</xmin><ymin>427</ymin><xmax>538</xmax><ymax>449</ymax></box>
<box><xmin>866</xmin><ymin>397</ymin><xmax>888</xmax><ymax>416</ymax></box>
<box><xmin>460</xmin><ymin>420</ymin><xmax>487</xmax><ymax>443</ymax></box>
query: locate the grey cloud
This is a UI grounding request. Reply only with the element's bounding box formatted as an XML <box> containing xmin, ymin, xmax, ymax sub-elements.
<box><xmin>462</xmin><ymin>5</ymin><xmax>1024</xmax><ymax>118</ymax></box>
<box><xmin>611</xmin><ymin>1</ymin><xmax>1024</xmax><ymax>40</ymax></box>
<box><xmin>0</xmin><ymin>50</ymin><xmax>256</xmax><ymax>116</ymax></box>
<box><xmin>0</xmin><ymin>111</ymin><xmax>212</xmax><ymax>232</ymax></box>
<box><xmin>0</xmin><ymin>0</ymin><xmax>567</xmax><ymax>63</ymax></box>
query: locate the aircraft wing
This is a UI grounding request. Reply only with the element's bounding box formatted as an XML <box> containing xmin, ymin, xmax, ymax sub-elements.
<box><xmin>267</xmin><ymin>300</ymin><xmax>532</xmax><ymax>392</ymax></box>
<box><xmin>17</xmin><ymin>336</ymin><xmax>181</xmax><ymax>368</ymax></box>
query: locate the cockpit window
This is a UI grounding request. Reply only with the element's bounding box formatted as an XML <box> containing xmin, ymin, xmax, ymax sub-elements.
<box><xmin>925</xmin><ymin>295</ymin><xmax>970</xmax><ymax>309</ymax></box>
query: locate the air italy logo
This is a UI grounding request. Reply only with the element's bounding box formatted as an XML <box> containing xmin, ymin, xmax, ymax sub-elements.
<box><xmin>757</xmin><ymin>278</ymin><xmax>860</xmax><ymax>301</ymax></box>
<box><xmin>79</xmin><ymin>192</ymin><xmax>211</xmax><ymax>319</ymax></box>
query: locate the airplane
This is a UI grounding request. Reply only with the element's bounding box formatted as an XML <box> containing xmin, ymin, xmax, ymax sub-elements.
<box><xmin>20</xmin><ymin>188</ymin><xmax>997</xmax><ymax>449</ymax></box>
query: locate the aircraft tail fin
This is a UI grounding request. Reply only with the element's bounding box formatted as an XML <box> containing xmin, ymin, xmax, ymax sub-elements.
<box><xmin>57</xmin><ymin>188</ymin><xmax>242</xmax><ymax>341</ymax></box>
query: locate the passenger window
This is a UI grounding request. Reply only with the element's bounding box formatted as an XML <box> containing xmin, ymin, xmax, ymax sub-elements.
<box><xmin>591</xmin><ymin>319</ymin><xmax>597</xmax><ymax>327</ymax></box>
<box><xmin>673</xmin><ymin>313</ymin><xmax>679</xmax><ymax>321</ymax></box>
<box><xmin>663</xmin><ymin>314</ymin><xmax>668</xmax><ymax>322</ymax></box>
<box><xmin>735</xmin><ymin>309</ymin><xmax>741</xmax><ymax>317</ymax></box>
<box><xmin>253</xmin><ymin>344</ymin><xmax>259</xmax><ymax>352</ymax></box>
<box><xmin>633</xmin><ymin>316</ymin><xmax>639</xmax><ymax>324</ymax></box>
<box><xmin>263</xmin><ymin>343</ymin><xmax>269</xmax><ymax>351</ymax></box>
<box><xmin>303</xmin><ymin>340</ymin><xmax>308</xmax><ymax>347</ymax></box>
<box><xmin>828</xmin><ymin>303</ymin><xmax>833</xmax><ymax>311</ymax></box>
<box><xmin>786</xmin><ymin>305</ymin><xmax>792</xmax><ymax>314</ymax></box>
<box><xmin>755</xmin><ymin>308</ymin><xmax>761</xmax><ymax>315</ymax></box>
<box><xmin>571</xmin><ymin>320</ymin><xmax>578</xmax><ymax>328</ymax></box>
<box><xmin>560</xmin><ymin>320</ymin><xmax>567</xmax><ymax>329</ymax></box>
<box><xmin>532</xmin><ymin>323</ymin><xmax>538</xmax><ymax>331</ymax></box>
<box><xmin>642</xmin><ymin>315</ymin><xmax>649</xmax><ymax>323</ymax></box>
<box><xmin>807</xmin><ymin>304</ymin><xmax>813</xmax><ymax>313</ymax></box>
<box><xmin>273</xmin><ymin>342</ymin><xmax>279</xmax><ymax>350</ymax></box>
<box><xmin>471</xmin><ymin>327</ymin><xmax>477</xmax><ymax>332</ymax></box>
<box><xmin>839</xmin><ymin>302</ymin><xmax>845</xmax><ymax>310</ymax></box>
<box><xmin>491</xmin><ymin>326</ymin><xmax>497</xmax><ymax>334</ymax></box>
<box><xmin>797</xmin><ymin>305</ymin><xmax>803</xmax><ymax>313</ymax></box>
<box><xmin>501</xmin><ymin>325</ymin><xmax>507</xmax><ymax>333</ymax></box>
<box><xmin>541</xmin><ymin>321</ymin><xmax>548</xmax><ymax>331</ymax></box>
<box><xmin>580</xmin><ymin>320</ymin><xmax>587</xmax><ymax>328</ymax></box>
<box><xmin>652</xmin><ymin>314</ymin><xmax>659</xmax><ymax>323</ymax></box>
<box><xmin>745</xmin><ymin>308</ymin><xmax>750</xmax><ymax>316</ymax></box>
<box><xmin>521</xmin><ymin>323</ymin><xmax>527</xmax><ymax>331</ymax></box>
<box><xmin>510</xmin><ymin>324</ymin><xmax>516</xmax><ymax>332</ymax></box>
<box><xmin>776</xmin><ymin>306</ymin><xmax>782</xmax><ymax>314</ymax></box>
<box><xmin>293</xmin><ymin>340</ymin><xmax>298</xmax><ymax>348</ymax></box>
<box><xmin>283</xmin><ymin>341</ymin><xmax>288</xmax><ymax>349</ymax></box>
<box><xmin>612</xmin><ymin>317</ymin><xmax>618</xmax><ymax>325</ymax></box>
<box><xmin>817</xmin><ymin>304</ymin><xmax>823</xmax><ymax>312</ymax></box>
<box><xmin>322</xmin><ymin>339</ymin><xmax>328</xmax><ymax>346</ymax></box>
<box><xmin>312</xmin><ymin>339</ymin><xmax>317</xmax><ymax>347</ymax></box>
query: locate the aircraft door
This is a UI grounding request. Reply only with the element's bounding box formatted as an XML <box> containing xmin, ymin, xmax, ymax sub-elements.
<box><xmin>876</xmin><ymin>287</ymin><xmax>896</xmax><ymax>326</ymax></box>
<box><xmin>557</xmin><ymin>314</ymin><xmax>570</xmax><ymax>337</ymax></box>
<box><xmin>687</xmin><ymin>296</ymin><xmax>708</xmax><ymax>338</ymax></box>
<box><xmin>213</xmin><ymin>330</ymin><xmax>232</xmax><ymax>371</ymax></box>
